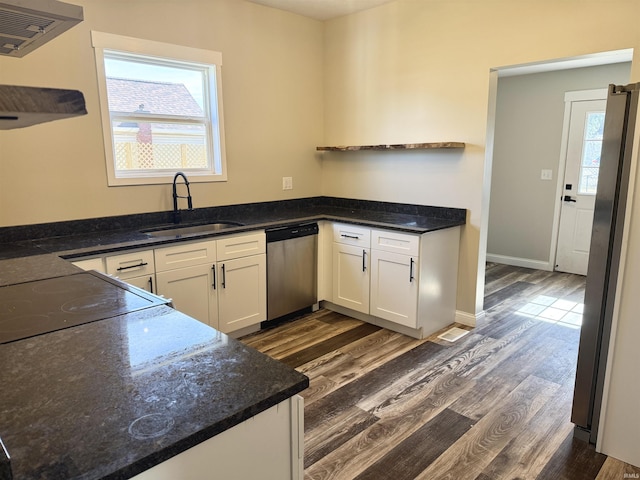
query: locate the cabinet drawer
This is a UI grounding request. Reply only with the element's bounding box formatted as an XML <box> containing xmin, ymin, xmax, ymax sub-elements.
<box><xmin>217</xmin><ymin>231</ymin><xmax>266</xmax><ymax>261</ymax></box>
<box><xmin>155</xmin><ymin>240</ymin><xmax>216</xmax><ymax>272</ymax></box>
<box><xmin>332</xmin><ymin>223</ymin><xmax>371</xmax><ymax>247</ymax></box>
<box><xmin>105</xmin><ymin>250</ymin><xmax>155</xmax><ymax>279</ymax></box>
<box><xmin>371</xmin><ymin>229</ymin><xmax>419</xmax><ymax>256</ymax></box>
<box><xmin>72</xmin><ymin>256</ymin><xmax>106</xmax><ymax>273</ymax></box>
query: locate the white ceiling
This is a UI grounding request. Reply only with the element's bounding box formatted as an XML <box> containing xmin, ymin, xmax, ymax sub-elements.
<box><xmin>246</xmin><ymin>0</ymin><xmax>396</xmax><ymax>21</ymax></box>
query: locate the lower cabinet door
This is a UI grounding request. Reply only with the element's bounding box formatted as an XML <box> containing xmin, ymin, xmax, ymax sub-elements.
<box><xmin>124</xmin><ymin>274</ymin><xmax>156</xmax><ymax>294</ymax></box>
<box><xmin>332</xmin><ymin>243</ymin><xmax>370</xmax><ymax>314</ymax></box>
<box><xmin>217</xmin><ymin>254</ymin><xmax>266</xmax><ymax>333</ymax></box>
<box><xmin>156</xmin><ymin>264</ymin><xmax>218</xmax><ymax>328</ymax></box>
<box><xmin>370</xmin><ymin>250</ymin><xmax>418</xmax><ymax>327</ymax></box>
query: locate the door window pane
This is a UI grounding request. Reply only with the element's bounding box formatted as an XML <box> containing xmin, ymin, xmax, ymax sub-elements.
<box><xmin>578</xmin><ymin>112</ymin><xmax>604</xmax><ymax>194</ymax></box>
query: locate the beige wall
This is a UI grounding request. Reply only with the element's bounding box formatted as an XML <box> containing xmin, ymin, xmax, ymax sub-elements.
<box><xmin>0</xmin><ymin>0</ymin><xmax>324</xmax><ymax>226</ymax></box>
<box><xmin>320</xmin><ymin>0</ymin><xmax>640</xmax><ymax>315</ymax></box>
<box><xmin>320</xmin><ymin>0</ymin><xmax>640</xmax><ymax>466</ymax></box>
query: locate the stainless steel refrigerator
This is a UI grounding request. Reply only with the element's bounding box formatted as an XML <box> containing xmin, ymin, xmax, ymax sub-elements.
<box><xmin>571</xmin><ymin>82</ymin><xmax>639</xmax><ymax>444</ymax></box>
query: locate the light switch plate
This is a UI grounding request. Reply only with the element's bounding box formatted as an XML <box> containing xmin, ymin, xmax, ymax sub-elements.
<box><xmin>541</xmin><ymin>169</ymin><xmax>553</xmax><ymax>180</ymax></box>
<box><xmin>282</xmin><ymin>176</ymin><xmax>293</xmax><ymax>190</ymax></box>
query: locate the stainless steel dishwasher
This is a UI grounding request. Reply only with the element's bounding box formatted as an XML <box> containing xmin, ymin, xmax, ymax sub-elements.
<box><xmin>265</xmin><ymin>222</ymin><xmax>318</xmax><ymax>321</ymax></box>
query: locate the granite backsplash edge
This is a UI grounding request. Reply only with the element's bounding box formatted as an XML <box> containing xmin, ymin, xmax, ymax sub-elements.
<box><xmin>0</xmin><ymin>196</ymin><xmax>467</xmax><ymax>243</ymax></box>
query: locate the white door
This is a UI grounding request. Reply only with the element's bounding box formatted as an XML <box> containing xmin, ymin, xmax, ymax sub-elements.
<box><xmin>556</xmin><ymin>97</ymin><xmax>606</xmax><ymax>275</ymax></box>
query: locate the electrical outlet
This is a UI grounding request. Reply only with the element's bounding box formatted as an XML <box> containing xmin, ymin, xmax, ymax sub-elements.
<box><xmin>541</xmin><ymin>169</ymin><xmax>553</xmax><ymax>181</ymax></box>
<box><xmin>282</xmin><ymin>176</ymin><xmax>293</xmax><ymax>190</ymax></box>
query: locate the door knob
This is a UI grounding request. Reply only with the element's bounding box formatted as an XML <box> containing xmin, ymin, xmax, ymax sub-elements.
<box><xmin>563</xmin><ymin>195</ymin><xmax>577</xmax><ymax>203</ymax></box>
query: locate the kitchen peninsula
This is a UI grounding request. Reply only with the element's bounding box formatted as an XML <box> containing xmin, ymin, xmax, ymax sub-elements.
<box><xmin>0</xmin><ymin>196</ymin><xmax>465</xmax><ymax>479</ymax></box>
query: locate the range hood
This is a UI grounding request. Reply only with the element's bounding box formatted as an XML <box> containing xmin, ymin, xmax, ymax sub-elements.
<box><xmin>0</xmin><ymin>0</ymin><xmax>83</xmax><ymax>57</ymax></box>
<box><xmin>0</xmin><ymin>85</ymin><xmax>86</xmax><ymax>129</ymax></box>
<box><xmin>0</xmin><ymin>0</ymin><xmax>86</xmax><ymax>129</ymax></box>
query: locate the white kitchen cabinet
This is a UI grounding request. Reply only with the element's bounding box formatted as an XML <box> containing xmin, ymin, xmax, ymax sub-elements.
<box><xmin>132</xmin><ymin>395</ymin><xmax>304</xmax><ymax>480</ymax></box>
<box><xmin>332</xmin><ymin>222</ymin><xmax>371</xmax><ymax>247</ymax></box>
<box><xmin>217</xmin><ymin>254</ymin><xmax>266</xmax><ymax>333</ymax></box>
<box><xmin>332</xmin><ymin>226</ymin><xmax>370</xmax><ymax>314</ymax></box>
<box><xmin>370</xmin><ymin>249</ymin><xmax>418</xmax><ymax>327</ymax></box>
<box><xmin>105</xmin><ymin>249</ymin><xmax>156</xmax><ymax>293</ymax></box>
<box><xmin>215</xmin><ymin>232</ymin><xmax>266</xmax><ymax>333</ymax></box>
<box><xmin>154</xmin><ymin>240</ymin><xmax>216</xmax><ymax>271</ymax></box>
<box><xmin>325</xmin><ymin>222</ymin><xmax>460</xmax><ymax>339</ymax></box>
<box><xmin>155</xmin><ymin>240</ymin><xmax>218</xmax><ymax>327</ymax></box>
<box><xmin>73</xmin><ymin>251</ymin><xmax>156</xmax><ymax>293</ymax></box>
<box><xmin>317</xmin><ymin>221</ymin><xmax>332</xmax><ymax>302</ymax></box>
<box><xmin>71</xmin><ymin>256</ymin><xmax>106</xmax><ymax>273</ymax></box>
<box><xmin>216</xmin><ymin>231</ymin><xmax>265</xmax><ymax>260</ymax></box>
<box><xmin>156</xmin><ymin>263</ymin><xmax>218</xmax><ymax>327</ymax></box>
<box><xmin>154</xmin><ymin>232</ymin><xmax>266</xmax><ymax>333</ymax></box>
<box><xmin>370</xmin><ymin>229</ymin><xmax>420</xmax><ymax>327</ymax></box>
<box><xmin>415</xmin><ymin>226</ymin><xmax>461</xmax><ymax>336</ymax></box>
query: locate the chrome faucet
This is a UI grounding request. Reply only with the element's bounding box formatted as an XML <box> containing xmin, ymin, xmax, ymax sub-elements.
<box><xmin>172</xmin><ymin>172</ymin><xmax>193</xmax><ymax>224</ymax></box>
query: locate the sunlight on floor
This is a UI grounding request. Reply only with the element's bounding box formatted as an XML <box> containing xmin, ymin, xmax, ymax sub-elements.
<box><xmin>516</xmin><ymin>295</ymin><xmax>583</xmax><ymax>328</ymax></box>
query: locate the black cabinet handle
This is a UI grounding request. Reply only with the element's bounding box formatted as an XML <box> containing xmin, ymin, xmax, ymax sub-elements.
<box><xmin>341</xmin><ymin>234</ymin><xmax>360</xmax><ymax>239</ymax></box>
<box><xmin>221</xmin><ymin>264</ymin><xmax>226</xmax><ymax>288</ymax></box>
<box><xmin>409</xmin><ymin>258</ymin><xmax>415</xmax><ymax>282</ymax></box>
<box><xmin>116</xmin><ymin>262</ymin><xmax>148</xmax><ymax>271</ymax></box>
<box><xmin>212</xmin><ymin>264</ymin><xmax>217</xmax><ymax>289</ymax></box>
<box><xmin>362</xmin><ymin>250</ymin><xmax>367</xmax><ymax>272</ymax></box>
<box><xmin>148</xmin><ymin>275</ymin><xmax>153</xmax><ymax>293</ymax></box>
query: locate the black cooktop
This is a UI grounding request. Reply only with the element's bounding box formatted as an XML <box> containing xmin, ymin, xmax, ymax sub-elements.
<box><xmin>0</xmin><ymin>272</ymin><xmax>168</xmax><ymax>344</ymax></box>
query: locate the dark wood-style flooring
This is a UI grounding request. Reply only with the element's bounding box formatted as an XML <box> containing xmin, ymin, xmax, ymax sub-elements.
<box><xmin>241</xmin><ymin>263</ymin><xmax>640</xmax><ymax>479</ymax></box>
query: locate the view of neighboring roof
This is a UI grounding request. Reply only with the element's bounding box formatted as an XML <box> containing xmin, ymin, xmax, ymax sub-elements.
<box><xmin>106</xmin><ymin>78</ymin><xmax>203</xmax><ymax>116</ymax></box>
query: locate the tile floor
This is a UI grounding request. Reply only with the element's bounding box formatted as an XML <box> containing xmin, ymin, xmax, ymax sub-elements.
<box><xmin>516</xmin><ymin>294</ymin><xmax>584</xmax><ymax>327</ymax></box>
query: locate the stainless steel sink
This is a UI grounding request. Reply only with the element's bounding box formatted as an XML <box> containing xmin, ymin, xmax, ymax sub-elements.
<box><xmin>142</xmin><ymin>221</ymin><xmax>243</xmax><ymax>238</ymax></box>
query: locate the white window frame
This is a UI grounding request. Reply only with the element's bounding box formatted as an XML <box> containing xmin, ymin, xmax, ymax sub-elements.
<box><xmin>91</xmin><ymin>31</ymin><xmax>227</xmax><ymax>186</ymax></box>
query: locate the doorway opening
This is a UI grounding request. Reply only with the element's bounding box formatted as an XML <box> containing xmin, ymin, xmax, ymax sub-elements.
<box><xmin>484</xmin><ymin>50</ymin><xmax>632</xmax><ymax>274</ymax></box>
<box><xmin>481</xmin><ymin>49</ymin><xmax>635</xmax><ymax>450</ymax></box>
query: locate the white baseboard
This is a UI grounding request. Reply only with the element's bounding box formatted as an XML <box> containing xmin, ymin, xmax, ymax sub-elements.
<box><xmin>455</xmin><ymin>309</ymin><xmax>484</xmax><ymax>327</ymax></box>
<box><xmin>486</xmin><ymin>253</ymin><xmax>553</xmax><ymax>271</ymax></box>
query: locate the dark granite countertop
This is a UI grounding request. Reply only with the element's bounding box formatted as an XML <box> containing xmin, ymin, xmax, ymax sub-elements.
<box><xmin>0</xmin><ymin>196</ymin><xmax>464</xmax><ymax>479</ymax></box>
<box><xmin>0</xmin><ymin>197</ymin><xmax>466</xmax><ymax>261</ymax></box>
<box><xmin>0</xmin><ymin>253</ymin><xmax>82</xmax><ymax>287</ymax></box>
<box><xmin>0</xmin><ymin>304</ymin><xmax>308</xmax><ymax>479</ymax></box>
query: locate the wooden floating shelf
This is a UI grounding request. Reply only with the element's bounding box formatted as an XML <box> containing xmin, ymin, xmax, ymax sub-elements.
<box><xmin>316</xmin><ymin>142</ymin><xmax>465</xmax><ymax>152</ymax></box>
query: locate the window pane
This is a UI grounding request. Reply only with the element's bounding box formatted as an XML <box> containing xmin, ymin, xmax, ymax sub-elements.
<box><xmin>580</xmin><ymin>167</ymin><xmax>599</xmax><ymax>194</ymax></box>
<box><xmin>585</xmin><ymin>112</ymin><xmax>605</xmax><ymax>140</ymax></box>
<box><xmin>582</xmin><ymin>140</ymin><xmax>602</xmax><ymax>167</ymax></box>
<box><xmin>104</xmin><ymin>56</ymin><xmax>206</xmax><ymax>117</ymax></box>
<box><xmin>112</xmin><ymin>120</ymin><xmax>208</xmax><ymax>172</ymax></box>
<box><xmin>103</xmin><ymin>53</ymin><xmax>214</xmax><ymax>177</ymax></box>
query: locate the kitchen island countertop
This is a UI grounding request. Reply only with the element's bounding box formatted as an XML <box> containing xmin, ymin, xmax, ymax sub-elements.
<box><xmin>0</xmin><ymin>301</ymin><xmax>308</xmax><ymax>479</ymax></box>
